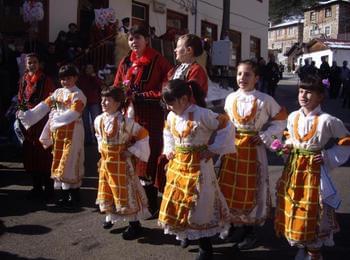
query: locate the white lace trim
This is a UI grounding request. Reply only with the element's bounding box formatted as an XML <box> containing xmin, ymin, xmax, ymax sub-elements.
<box><xmin>158</xmin><ymin>222</ymin><xmax>230</xmax><ymax>241</ymax></box>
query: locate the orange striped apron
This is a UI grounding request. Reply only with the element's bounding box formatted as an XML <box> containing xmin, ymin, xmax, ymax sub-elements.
<box><xmin>275</xmin><ymin>148</ymin><xmax>321</xmax><ymax>243</ymax></box>
<box><xmin>51</xmin><ymin>122</ymin><xmax>75</xmax><ymax>180</ymax></box>
<box><xmin>96</xmin><ymin>118</ymin><xmax>128</xmax><ymax>212</ymax></box>
<box><xmin>218</xmin><ymin>130</ymin><xmax>259</xmax><ymax>212</ymax></box>
<box><xmin>158</xmin><ymin>145</ymin><xmax>205</xmax><ymax>230</ymax></box>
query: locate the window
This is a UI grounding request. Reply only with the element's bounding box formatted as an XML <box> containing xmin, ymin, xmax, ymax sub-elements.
<box><xmin>325</xmin><ymin>26</ymin><xmax>331</xmax><ymax>36</ymax></box>
<box><xmin>227</xmin><ymin>29</ymin><xmax>242</xmax><ymax>67</ymax></box>
<box><xmin>201</xmin><ymin>20</ymin><xmax>218</xmax><ymax>41</ymax></box>
<box><xmin>325</xmin><ymin>7</ymin><xmax>332</xmax><ymax>17</ymax></box>
<box><xmin>310</xmin><ymin>11</ymin><xmax>316</xmax><ymax>21</ymax></box>
<box><xmin>132</xmin><ymin>1</ymin><xmax>149</xmax><ymax>26</ymax></box>
<box><xmin>250</xmin><ymin>36</ymin><xmax>261</xmax><ymax>59</ymax></box>
<box><xmin>167</xmin><ymin>9</ymin><xmax>188</xmax><ymax>34</ymax></box>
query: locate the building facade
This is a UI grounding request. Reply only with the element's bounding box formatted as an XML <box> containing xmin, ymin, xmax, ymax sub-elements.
<box><xmin>0</xmin><ymin>0</ymin><xmax>269</xmax><ymax>64</ymax></box>
<box><xmin>303</xmin><ymin>0</ymin><xmax>350</xmax><ymax>42</ymax></box>
<box><xmin>268</xmin><ymin>20</ymin><xmax>304</xmax><ymax>64</ymax></box>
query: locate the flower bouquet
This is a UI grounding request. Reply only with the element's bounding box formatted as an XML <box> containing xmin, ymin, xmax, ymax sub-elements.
<box><xmin>270</xmin><ymin>135</ymin><xmax>284</xmax><ymax>156</ymax></box>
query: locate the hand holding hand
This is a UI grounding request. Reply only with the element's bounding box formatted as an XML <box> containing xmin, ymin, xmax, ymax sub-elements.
<box><xmin>313</xmin><ymin>154</ymin><xmax>324</xmax><ymax>165</ymax></box>
<box><xmin>250</xmin><ymin>135</ymin><xmax>262</xmax><ymax>145</ymax></box>
<box><xmin>200</xmin><ymin>150</ymin><xmax>216</xmax><ymax>162</ymax></box>
<box><xmin>166</xmin><ymin>152</ymin><xmax>175</xmax><ymax>160</ymax></box>
<box><xmin>282</xmin><ymin>144</ymin><xmax>293</xmax><ymax>155</ymax></box>
<box><xmin>121</xmin><ymin>150</ymin><xmax>132</xmax><ymax>160</ymax></box>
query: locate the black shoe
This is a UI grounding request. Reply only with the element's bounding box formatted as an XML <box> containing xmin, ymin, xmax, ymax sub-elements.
<box><xmin>103</xmin><ymin>220</ymin><xmax>113</xmax><ymax>229</ymax></box>
<box><xmin>237</xmin><ymin>232</ymin><xmax>257</xmax><ymax>250</ymax></box>
<box><xmin>225</xmin><ymin>226</ymin><xmax>246</xmax><ymax>243</ymax></box>
<box><xmin>195</xmin><ymin>248</ymin><xmax>213</xmax><ymax>260</ymax></box>
<box><xmin>122</xmin><ymin>222</ymin><xmax>142</xmax><ymax>240</ymax></box>
<box><xmin>26</xmin><ymin>188</ymin><xmax>44</xmax><ymax>200</ymax></box>
<box><xmin>180</xmin><ymin>238</ymin><xmax>190</xmax><ymax>248</ymax></box>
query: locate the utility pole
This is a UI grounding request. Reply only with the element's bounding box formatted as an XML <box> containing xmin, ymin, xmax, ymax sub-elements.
<box><xmin>220</xmin><ymin>0</ymin><xmax>230</xmax><ymax>39</ymax></box>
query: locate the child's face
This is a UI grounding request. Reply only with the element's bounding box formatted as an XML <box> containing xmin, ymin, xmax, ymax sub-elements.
<box><xmin>26</xmin><ymin>56</ymin><xmax>39</xmax><ymax>73</ymax></box>
<box><xmin>101</xmin><ymin>96</ymin><xmax>120</xmax><ymax>114</ymax></box>
<box><xmin>60</xmin><ymin>76</ymin><xmax>77</xmax><ymax>88</ymax></box>
<box><xmin>85</xmin><ymin>64</ymin><xmax>94</xmax><ymax>75</ymax></box>
<box><xmin>298</xmin><ymin>88</ymin><xmax>323</xmax><ymax>112</ymax></box>
<box><xmin>236</xmin><ymin>64</ymin><xmax>259</xmax><ymax>92</ymax></box>
<box><xmin>165</xmin><ymin>95</ymin><xmax>189</xmax><ymax>115</ymax></box>
<box><xmin>174</xmin><ymin>38</ymin><xmax>192</xmax><ymax>62</ymax></box>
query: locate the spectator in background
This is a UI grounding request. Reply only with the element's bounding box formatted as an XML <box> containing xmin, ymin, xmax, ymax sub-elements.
<box><xmin>258</xmin><ymin>57</ymin><xmax>268</xmax><ymax>93</ymax></box>
<box><xmin>119</xmin><ymin>17</ymin><xmax>130</xmax><ymax>34</ymax></box>
<box><xmin>66</xmin><ymin>23</ymin><xmax>83</xmax><ymax>60</ymax></box>
<box><xmin>329</xmin><ymin>61</ymin><xmax>342</xmax><ymax>99</ymax></box>
<box><xmin>309</xmin><ymin>61</ymin><xmax>318</xmax><ymax>76</ymax></box>
<box><xmin>54</xmin><ymin>30</ymin><xmax>69</xmax><ymax>62</ymax></box>
<box><xmin>298</xmin><ymin>59</ymin><xmax>310</xmax><ymax>81</ymax></box>
<box><xmin>24</xmin><ymin>29</ymin><xmax>46</xmax><ymax>59</ymax></box>
<box><xmin>266</xmin><ymin>55</ymin><xmax>280</xmax><ymax>97</ymax></box>
<box><xmin>43</xmin><ymin>42</ymin><xmax>60</xmax><ymax>85</ymax></box>
<box><xmin>319</xmin><ymin>56</ymin><xmax>330</xmax><ymax>80</ymax></box>
<box><xmin>78</xmin><ymin>64</ymin><xmax>102</xmax><ymax>144</ymax></box>
<box><xmin>278</xmin><ymin>62</ymin><xmax>284</xmax><ymax>79</ymax></box>
<box><xmin>340</xmin><ymin>60</ymin><xmax>350</xmax><ymax>99</ymax></box>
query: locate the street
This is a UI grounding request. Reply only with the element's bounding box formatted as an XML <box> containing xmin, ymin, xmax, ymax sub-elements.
<box><xmin>1</xmin><ymin>74</ymin><xmax>350</xmax><ymax>260</ymax></box>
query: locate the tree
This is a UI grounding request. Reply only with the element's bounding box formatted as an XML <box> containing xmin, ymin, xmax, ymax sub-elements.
<box><xmin>269</xmin><ymin>0</ymin><xmax>321</xmax><ymax>24</ymax></box>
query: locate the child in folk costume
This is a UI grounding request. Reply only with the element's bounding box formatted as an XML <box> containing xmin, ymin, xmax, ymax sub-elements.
<box><xmin>18</xmin><ymin>64</ymin><xmax>86</xmax><ymax>208</ymax></box>
<box><xmin>94</xmin><ymin>87</ymin><xmax>151</xmax><ymax>240</ymax></box>
<box><xmin>158</xmin><ymin>79</ymin><xmax>235</xmax><ymax>260</ymax></box>
<box><xmin>218</xmin><ymin>60</ymin><xmax>287</xmax><ymax>249</ymax></box>
<box><xmin>275</xmin><ymin>75</ymin><xmax>350</xmax><ymax>260</ymax></box>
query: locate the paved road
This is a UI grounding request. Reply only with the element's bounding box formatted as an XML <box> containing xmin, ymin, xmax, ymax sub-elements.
<box><xmin>1</xmin><ymin>74</ymin><xmax>350</xmax><ymax>260</ymax></box>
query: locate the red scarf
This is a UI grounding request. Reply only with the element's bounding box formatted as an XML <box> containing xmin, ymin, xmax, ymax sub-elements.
<box><xmin>24</xmin><ymin>70</ymin><xmax>42</xmax><ymax>99</ymax></box>
<box><xmin>125</xmin><ymin>47</ymin><xmax>157</xmax><ymax>87</ymax></box>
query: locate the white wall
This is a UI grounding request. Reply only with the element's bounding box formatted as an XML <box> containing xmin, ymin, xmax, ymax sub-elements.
<box><xmin>49</xmin><ymin>0</ymin><xmax>78</xmax><ymax>41</ymax></box>
<box><xmin>109</xmin><ymin>0</ymin><xmax>131</xmax><ymax>28</ymax></box>
<box><xmin>333</xmin><ymin>49</ymin><xmax>350</xmax><ymax>64</ymax></box>
<box><xmin>298</xmin><ymin>49</ymin><xmax>333</xmax><ymax>67</ymax></box>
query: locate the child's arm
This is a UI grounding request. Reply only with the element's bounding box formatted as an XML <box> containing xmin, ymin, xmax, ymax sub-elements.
<box><xmin>126</xmin><ymin>120</ymin><xmax>150</xmax><ymax>162</ymax></box>
<box><xmin>17</xmin><ymin>99</ymin><xmax>51</xmax><ymax>129</ymax></box>
<box><xmin>322</xmin><ymin>117</ymin><xmax>350</xmax><ymax>170</ymax></box>
<box><xmin>259</xmin><ymin>97</ymin><xmax>288</xmax><ymax>147</ymax></box>
<box><xmin>50</xmin><ymin>93</ymin><xmax>86</xmax><ymax>131</ymax></box>
<box><xmin>162</xmin><ymin>114</ymin><xmax>175</xmax><ymax>160</ymax></box>
<box><xmin>94</xmin><ymin>115</ymin><xmax>103</xmax><ymax>153</ymax></box>
<box><xmin>202</xmin><ymin>110</ymin><xmax>236</xmax><ymax>156</ymax></box>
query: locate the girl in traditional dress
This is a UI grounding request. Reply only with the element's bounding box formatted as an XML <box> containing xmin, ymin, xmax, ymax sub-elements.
<box><xmin>94</xmin><ymin>86</ymin><xmax>151</xmax><ymax>240</ymax></box>
<box><xmin>158</xmin><ymin>79</ymin><xmax>235</xmax><ymax>260</ymax></box>
<box><xmin>17</xmin><ymin>53</ymin><xmax>55</xmax><ymax>200</ymax></box>
<box><xmin>18</xmin><ymin>64</ymin><xmax>86</xmax><ymax>209</ymax></box>
<box><xmin>113</xmin><ymin>25</ymin><xmax>172</xmax><ymax>216</ymax></box>
<box><xmin>275</xmin><ymin>75</ymin><xmax>350</xmax><ymax>260</ymax></box>
<box><xmin>218</xmin><ymin>60</ymin><xmax>287</xmax><ymax>249</ymax></box>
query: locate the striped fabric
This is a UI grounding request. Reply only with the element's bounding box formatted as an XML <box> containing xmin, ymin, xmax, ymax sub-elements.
<box><xmin>97</xmin><ymin>143</ymin><xmax>128</xmax><ymax>212</ymax></box>
<box><xmin>51</xmin><ymin>122</ymin><xmax>75</xmax><ymax>181</ymax></box>
<box><xmin>158</xmin><ymin>146</ymin><xmax>204</xmax><ymax>230</ymax></box>
<box><xmin>275</xmin><ymin>149</ymin><xmax>321</xmax><ymax>243</ymax></box>
<box><xmin>218</xmin><ymin>130</ymin><xmax>258</xmax><ymax>211</ymax></box>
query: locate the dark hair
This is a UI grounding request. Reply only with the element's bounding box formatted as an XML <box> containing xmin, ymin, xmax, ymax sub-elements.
<box><xmin>178</xmin><ymin>34</ymin><xmax>203</xmax><ymax>57</ymax></box>
<box><xmin>162</xmin><ymin>79</ymin><xmax>206</xmax><ymax>108</ymax></box>
<box><xmin>101</xmin><ymin>86</ymin><xmax>126</xmax><ymax>111</ymax></box>
<box><xmin>298</xmin><ymin>74</ymin><xmax>325</xmax><ymax>94</ymax></box>
<box><xmin>25</xmin><ymin>52</ymin><xmax>40</xmax><ymax>61</ymax></box>
<box><xmin>58</xmin><ymin>64</ymin><xmax>79</xmax><ymax>79</ymax></box>
<box><xmin>237</xmin><ymin>59</ymin><xmax>260</xmax><ymax>76</ymax></box>
<box><xmin>129</xmin><ymin>25</ymin><xmax>150</xmax><ymax>38</ymax></box>
<box><xmin>122</xmin><ymin>17</ymin><xmax>130</xmax><ymax>24</ymax></box>
<box><xmin>68</xmin><ymin>23</ymin><xmax>77</xmax><ymax>28</ymax></box>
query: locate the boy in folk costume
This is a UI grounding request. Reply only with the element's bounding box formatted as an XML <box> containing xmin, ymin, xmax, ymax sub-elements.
<box><xmin>218</xmin><ymin>60</ymin><xmax>287</xmax><ymax>249</ymax></box>
<box><xmin>158</xmin><ymin>79</ymin><xmax>235</xmax><ymax>260</ymax></box>
<box><xmin>18</xmin><ymin>64</ymin><xmax>86</xmax><ymax>208</ymax></box>
<box><xmin>275</xmin><ymin>75</ymin><xmax>350</xmax><ymax>260</ymax></box>
<box><xmin>94</xmin><ymin>87</ymin><xmax>151</xmax><ymax>240</ymax></box>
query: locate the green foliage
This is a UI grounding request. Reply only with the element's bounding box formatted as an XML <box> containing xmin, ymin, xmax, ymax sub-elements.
<box><xmin>269</xmin><ymin>0</ymin><xmax>320</xmax><ymax>23</ymax></box>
